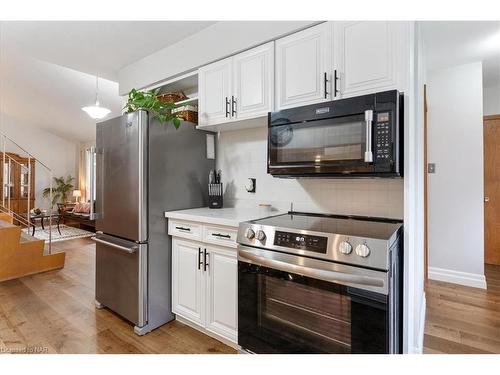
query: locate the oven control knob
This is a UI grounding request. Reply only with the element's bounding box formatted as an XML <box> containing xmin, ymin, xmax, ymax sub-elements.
<box><xmin>245</xmin><ymin>228</ymin><xmax>255</xmax><ymax>240</ymax></box>
<box><xmin>355</xmin><ymin>243</ymin><xmax>371</xmax><ymax>258</ymax></box>
<box><xmin>338</xmin><ymin>241</ymin><xmax>353</xmax><ymax>255</ymax></box>
<box><xmin>256</xmin><ymin>230</ymin><xmax>267</xmax><ymax>241</ymax></box>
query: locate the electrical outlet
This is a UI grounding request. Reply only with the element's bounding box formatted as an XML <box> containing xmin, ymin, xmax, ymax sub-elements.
<box><xmin>245</xmin><ymin>178</ymin><xmax>256</xmax><ymax>193</ymax></box>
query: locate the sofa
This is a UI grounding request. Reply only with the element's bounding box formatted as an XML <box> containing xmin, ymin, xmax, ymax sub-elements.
<box><xmin>60</xmin><ymin>202</ymin><xmax>96</xmax><ymax>232</ymax></box>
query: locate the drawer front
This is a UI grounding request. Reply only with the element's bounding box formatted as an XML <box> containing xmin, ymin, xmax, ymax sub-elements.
<box><xmin>203</xmin><ymin>225</ymin><xmax>238</xmax><ymax>248</ymax></box>
<box><xmin>168</xmin><ymin>219</ymin><xmax>202</xmax><ymax>241</ymax></box>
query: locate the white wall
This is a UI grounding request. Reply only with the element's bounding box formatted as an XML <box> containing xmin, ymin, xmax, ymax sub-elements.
<box><xmin>427</xmin><ymin>62</ymin><xmax>486</xmax><ymax>288</ymax></box>
<box><xmin>118</xmin><ymin>21</ymin><xmax>317</xmax><ymax>95</ymax></box>
<box><xmin>216</xmin><ymin>124</ymin><xmax>404</xmax><ymax>218</ymax></box>
<box><xmin>483</xmin><ymin>84</ymin><xmax>500</xmax><ymax>115</ymax></box>
<box><xmin>0</xmin><ymin>112</ymin><xmax>79</xmax><ymax>210</ymax></box>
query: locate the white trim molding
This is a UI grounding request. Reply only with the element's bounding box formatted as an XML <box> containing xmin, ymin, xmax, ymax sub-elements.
<box><xmin>428</xmin><ymin>267</ymin><xmax>487</xmax><ymax>289</ymax></box>
<box><xmin>410</xmin><ymin>293</ymin><xmax>426</xmax><ymax>354</ymax></box>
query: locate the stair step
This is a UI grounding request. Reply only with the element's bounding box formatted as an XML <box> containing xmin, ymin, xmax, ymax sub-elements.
<box><xmin>0</xmin><ymin>220</ymin><xmax>16</xmax><ymax>229</ymax></box>
<box><xmin>0</xmin><ymin>212</ymin><xmax>14</xmax><ymax>224</ymax></box>
<box><xmin>20</xmin><ymin>232</ymin><xmax>43</xmax><ymax>243</ymax></box>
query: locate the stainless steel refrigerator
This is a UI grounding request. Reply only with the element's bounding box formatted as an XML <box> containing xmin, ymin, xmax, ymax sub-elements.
<box><xmin>93</xmin><ymin>110</ymin><xmax>214</xmax><ymax>335</ymax></box>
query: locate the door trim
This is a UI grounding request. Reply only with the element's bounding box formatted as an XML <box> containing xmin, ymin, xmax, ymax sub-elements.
<box><xmin>424</xmin><ymin>84</ymin><xmax>428</xmax><ymax>281</ymax></box>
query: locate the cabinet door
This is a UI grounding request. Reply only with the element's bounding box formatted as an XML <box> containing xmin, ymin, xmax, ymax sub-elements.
<box><xmin>334</xmin><ymin>21</ymin><xmax>406</xmax><ymax>98</ymax></box>
<box><xmin>172</xmin><ymin>238</ymin><xmax>205</xmax><ymax>326</ymax></box>
<box><xmin>275</xmin><ymin>22</ymin><xmax>332</xmax><ymax>110</ymax></box>
<box><xmin>198</xmin><ymin>57</ymin><xmax>232</xmax><ymax>126</ymax></box>
<box><xmin>205</xmin><ymin>245</ymin><xmax>238</xmax><ymax>342</ymax></box>
<box><xmin>233</xmin><ymin>42</ymin><xmax>274</xmax><ymax>121</ymax></box>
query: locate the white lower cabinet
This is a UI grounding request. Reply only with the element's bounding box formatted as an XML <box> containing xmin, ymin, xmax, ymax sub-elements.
<box><xmin>171</xmin><ymin>237</ymin><xmax>238</xmax><ymax>344</ymax></box>
<box><xmin>172</xmin><ymin>239</ymin><xmax>205</xmax><ymax>325</ymax></box>
<box><xmin>205</xmin><ymin>246</ymin><xmax>238</xmax><ymax>342</ymax></box>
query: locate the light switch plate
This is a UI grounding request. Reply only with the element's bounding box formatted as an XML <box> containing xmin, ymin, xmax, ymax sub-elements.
<box><xmin>428</xmin><ymin>163</ymin><xmax>436</xmax><ymax>174</ymax></box>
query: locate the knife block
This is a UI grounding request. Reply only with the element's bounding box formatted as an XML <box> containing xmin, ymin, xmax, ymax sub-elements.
<box><xmin>208</xmin><ymin>183</ymin><xmax>223</xmax><ymax>209</ymax></box>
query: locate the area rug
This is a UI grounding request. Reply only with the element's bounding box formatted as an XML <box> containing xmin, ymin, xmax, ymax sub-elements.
<box><xmin>22</xmin><ymin>224</ymin><xmax>94</xmax><ymax>242</ymax></box>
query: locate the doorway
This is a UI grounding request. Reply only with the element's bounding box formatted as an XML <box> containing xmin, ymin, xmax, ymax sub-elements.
<box><xmin>484</xmin><ymin>114</ymin><xmax>500</xmax><ymax>265</ymax></box>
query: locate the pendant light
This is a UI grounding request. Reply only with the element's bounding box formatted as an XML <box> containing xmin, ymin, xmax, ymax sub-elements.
<box><xmin>82</xmin><ymin>75</ymin><xmax>111</xmax><ymax>120</ymax></box>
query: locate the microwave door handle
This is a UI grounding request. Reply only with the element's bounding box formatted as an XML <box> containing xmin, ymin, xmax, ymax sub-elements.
<box><xmin>364</xmin><ymin>110</ymin><xmax>374</xmax><ymax>163</ymax></box>
<box><xmin>238</xmin><ymin>248</ymin><xmax>385</xmax><ymax>290</ymax></box>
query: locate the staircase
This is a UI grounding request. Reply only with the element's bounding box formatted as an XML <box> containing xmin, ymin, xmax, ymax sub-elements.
<box><xmin>0</xmin><ymin>215</ymin><xmax>65</xmax><ymax>282</ymax></box>
<box><xmin>0</xmin><ymin>132</ymin><xmax>65</xmax><ymax>281</ymax></box>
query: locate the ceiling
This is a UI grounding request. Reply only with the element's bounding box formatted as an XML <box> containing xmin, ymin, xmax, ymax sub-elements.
<box><xmin>0</xmin><ymin>21</ymin><xmax>215</xmax><ymax>142</ymax></box>
<box><xmin>422</xmin><ymin>21</ymin><xmax>500</xmax><ymax>88</ymax></box>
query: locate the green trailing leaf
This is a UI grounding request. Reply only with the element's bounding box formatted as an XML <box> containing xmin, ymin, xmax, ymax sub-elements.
<box><xmin>173</xmin><ymin>117</ymin><xmax>181</xmax><ymax>129</ymax></box>
<box><xmin>123</xmin><ymin>88</ymin><xmax>184</xmax><ymax>129</ymax></box>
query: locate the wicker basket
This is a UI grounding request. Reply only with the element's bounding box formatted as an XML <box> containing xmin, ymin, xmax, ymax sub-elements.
<box><xmin>174</xmin><ymin>110</ymin><xmax>198</xmax><ymax>124</ymax></box>
<box><xmin>157</xmin><ymin>92</ymin><xmax>187</xmax><ymax>104</ymax></box>
<box><xmin>173</xmin><ymin>105</ymin><xmax>198</xmax><ymax>124</ymax></box>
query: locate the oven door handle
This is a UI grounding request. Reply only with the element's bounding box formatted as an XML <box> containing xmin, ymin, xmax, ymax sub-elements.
<box><xmin>364</xmin><ymin>109</ymin><xmax>373</xmax><ymax>163</ymax></box>
<box><xmin>238</xmin><ymin>248</ymin><xmax>385</xmax><ymax>289</ymax></box>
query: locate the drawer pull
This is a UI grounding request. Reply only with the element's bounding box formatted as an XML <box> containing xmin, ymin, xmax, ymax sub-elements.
<box><xmin>212</xmin><ymin>233</ymin><xmax>231</xmax><ymax>239</ymax></box>
<box><xmin>175</xmin><ymin>226</ymin><xmax>191</xmax><ymax>232</ymax></box>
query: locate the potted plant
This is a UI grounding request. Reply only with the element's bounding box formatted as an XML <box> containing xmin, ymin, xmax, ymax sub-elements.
<box><xmin>124</xmin><ymin>88</ymin><xmax>182</xmax><ymax>129</ymax></box>
<box><xmin>42</xmin><ymin>176</ymin><xmax>75</xmax><ymax>208</ymax></box>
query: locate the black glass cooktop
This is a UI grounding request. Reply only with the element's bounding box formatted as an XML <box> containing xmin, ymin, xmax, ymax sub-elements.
<box><xmin>250</xmin><ymin>212</ymin><xmax>402</xmax><ymax>240</ymax></box>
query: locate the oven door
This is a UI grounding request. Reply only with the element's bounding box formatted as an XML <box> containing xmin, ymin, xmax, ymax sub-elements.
<box><xmin>238</xmin><ymin>246</ymin><xmax>390</xmax><ymax>354</ymax></box>
<box><xmin>268</xmin><ymin>110</ymin><xmax>375</xmax><ymax>176</ymax></box>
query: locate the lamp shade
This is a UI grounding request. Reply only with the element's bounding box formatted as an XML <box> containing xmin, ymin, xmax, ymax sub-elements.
<box><xmin>82</xmin><ymin>104</ymin><xmax>111</xmax><ymax>120</ymax></box>
<box><xmin>73</xmin><ymin>190</ymin><xmax>82</xmax><ymax>198</ymax></box>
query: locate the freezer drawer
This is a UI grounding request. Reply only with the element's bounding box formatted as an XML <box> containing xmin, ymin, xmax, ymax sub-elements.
<box><xmin>94</xmin><ymin>234</ymin><xmax>148</xmax><ymax>327</ymax></box>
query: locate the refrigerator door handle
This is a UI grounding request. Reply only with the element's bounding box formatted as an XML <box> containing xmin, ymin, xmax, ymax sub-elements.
<box><xmin>92</xmin><ymin>236</ymin><xmax>138</xmax><ymax>254</ymax></box>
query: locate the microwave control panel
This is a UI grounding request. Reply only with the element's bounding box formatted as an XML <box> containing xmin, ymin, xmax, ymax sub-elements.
<box><xmin>274</xmin><ymin>231</ymin><xmax>328</xmax><ymax>254</ymax></box>
<box><xmin>375</xmin><ymin>112</ymin><xmax>392</xmax><ymax>161</ymax></box>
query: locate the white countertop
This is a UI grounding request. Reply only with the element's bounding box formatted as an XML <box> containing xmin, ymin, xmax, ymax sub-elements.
<box><xmin>164</xmin><ymin>207</ymin><xmax>283</xmax><ymax>227</ymax></box>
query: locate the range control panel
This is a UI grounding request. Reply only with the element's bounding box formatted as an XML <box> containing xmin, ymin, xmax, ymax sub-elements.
<box><xmin>274</xmin><ymin>231</ymin><xmax>328</xmax><ymax>254</ymax></box>
<box><xmin>375</xmin><ymin>112</ymin><xmax>392</xmax><ymax>161</ymax></box>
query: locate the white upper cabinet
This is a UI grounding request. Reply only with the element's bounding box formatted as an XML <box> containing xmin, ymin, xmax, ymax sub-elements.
<box><xmin>232</xmin><ymin>42</ymin><xmax>274</xmax><ymax>121</ymax></box>
<box><xmin>197</xmin><ymin>21</ymin><xmax>409</xmax><ymax>129</ymax></box>
<box><xmin>275</xmin><ymin>23</ymin><xmax>332</xmax><ymax>110</ymax></box>
<box><xmin>334</xmin><ymin>21</ymin><xmax>408</xmax><ymax>98</ymax></box>
<box><xmin>198</xmin><ymin>57</ymin><xmax>232</xmax><ymax>126</ymax></box>
<box><xmin>198</xmin><ymin>43</ymin><xmax>274</xmax><ymax>130</ymax></box>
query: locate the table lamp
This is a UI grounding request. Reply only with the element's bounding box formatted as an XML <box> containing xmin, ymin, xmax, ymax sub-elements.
<box><xmin>73</xmin><ymin>189</ymin><xmax>82</xmax><ymax>203</ymax></box>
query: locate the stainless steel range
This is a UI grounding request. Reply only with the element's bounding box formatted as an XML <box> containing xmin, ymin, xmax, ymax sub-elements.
<box><xmin>236</xmin><ymin>212</ymin><xmax>403</xmax><ymax>354</ymax></box>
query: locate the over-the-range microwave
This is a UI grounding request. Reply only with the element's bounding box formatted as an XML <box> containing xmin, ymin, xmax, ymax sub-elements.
<box><xmin>267</xmin><ymin>90</ymin><xmax>404</xmax><ymax>178</ymax></box>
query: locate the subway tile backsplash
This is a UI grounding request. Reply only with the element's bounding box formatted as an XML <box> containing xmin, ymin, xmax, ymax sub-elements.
<box><xmin>216</xmin><ymin>125</ymin><xmax>403</xmax><ymax>219</ymax></box>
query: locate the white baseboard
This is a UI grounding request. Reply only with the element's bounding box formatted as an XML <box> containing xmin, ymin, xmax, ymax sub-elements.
<box><xmin>410</xmin><ymin>293</ymin><xmax>426</xmax><ymax>354</ymax></box>
<box><xmin>428</xmin><ymin>267</ymin><xmax>487</xmax><ymax>289</ymax></box>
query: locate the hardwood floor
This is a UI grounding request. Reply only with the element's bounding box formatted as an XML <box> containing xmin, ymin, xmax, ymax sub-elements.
<box><xmin>424</xmin><ymin>264</ymin><xmax>500</xmax><ymax>353</ymax></box>
<box><xmin>0</xmin><ymin>237</ymin><xmax>235</xmax><ymax>354</ymax></box>
<box><xmin>5</xmin><ymin>236</ymin><xmax>498</xmax><ymax>354</ymax></box>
